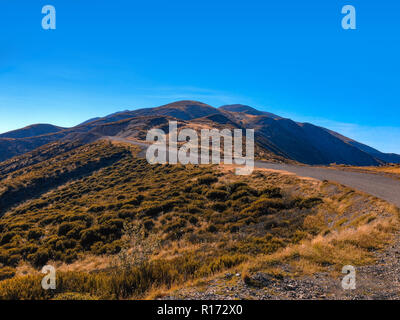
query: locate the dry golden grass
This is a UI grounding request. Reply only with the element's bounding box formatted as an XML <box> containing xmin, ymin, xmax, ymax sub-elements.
<box><xmin>144</xmin><ymin>166</ymin><xmax>400</xmax><ymax>298</ymax></box>
<box><xmin>248</xmin><ymin>192</ymin><xmax>400</xmax><ymax>277</ymax></box>
<box><xmin>52</xmin><ymin>255</ymin><xmax>114</xmax><ymax>273</ymax></box>
<box><xmin>1</xmin><ymin>142</ymin><xmax>399</xmax><ymax>299</ymax></box>
<box><xmin>155</xmin><ymin>167</ymin><xmax>400</xmax><ymax>296</ymax></box>
<box><xmin>330</xmin><ymin>164</ymin><xmax>400</xmax><ymax>179</ymax></box>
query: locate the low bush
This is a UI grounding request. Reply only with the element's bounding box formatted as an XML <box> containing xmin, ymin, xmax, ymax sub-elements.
<box><xmin>0</xmin><ymin>267</ymin><xmax>15</xmax><ymax>281</ymax></box>
<box><xmin>197</xmin><ymin>175</ymin><xmax>218</xmax><ymax>185</ymax></box>
<box><xmin>206</xmin><ymin>190</ymin><xmax>229</xmax><ymax>201</ymax></box>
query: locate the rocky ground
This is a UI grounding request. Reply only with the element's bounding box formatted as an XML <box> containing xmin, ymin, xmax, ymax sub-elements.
<box><xmin>163</xmin><ymin>234</ymin><xmax>400</xmax><ymax>300</ymax></box>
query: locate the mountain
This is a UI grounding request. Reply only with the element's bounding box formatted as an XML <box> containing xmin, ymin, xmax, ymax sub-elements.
<box><xmin>0</xmin><ymin>100</ymin><xmax>398</xmax><ymax>166</ymax></box>
<box><xmin>0</xmin><ymin>124</ymin><xmax>65</xmax><ymax>139</ymax></box>
<box><xmin>349</xmin><ymin>142</ymin><xmax>400</xmax><ymax>164</ymax></box>
<box><xmin>243</xmin><ymin>116</ymin><xmax>378</xmax><ymax>166</ymax></box>
<box><xmin>219</xmin><ymin>104</ymin><xmax>282</xmax><ymax>119</ymax></box>
<box><xmin>322</xmin><ymin>128</ymin><xmax>400</xmax><ymax>164</ymax></box>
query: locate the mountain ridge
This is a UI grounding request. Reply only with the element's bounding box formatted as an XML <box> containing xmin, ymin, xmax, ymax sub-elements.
<box><xmin>0</xmin><ymin>100</ymin><xmax>398</xmax><ymax>165</ymax></box>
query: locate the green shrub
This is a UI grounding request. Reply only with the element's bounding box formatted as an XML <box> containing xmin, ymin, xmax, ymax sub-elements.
<box><xmin>164</xmin><ymin>219</ymin><xmax>186</xmax><ymax>233</ymax></box>
<box><xmin>0</xmin><ymin>232</ymin><xmax>17</xmax><ymax>245</ymax></box>
<box><xmin>211</xmin><ymin>202</ymin><xmax>227</xmax><ymax>212</ymax></box>
<box><xmin>27</xmin><ymin>229</ymin><xmax>43</xmax><ymax>240</ymax></box>
<box><xmin>206</xmin><ymin>190</ymin><xmax>229</xmax><ymax>201</ymax></box>
<box><xmin>227</xmin><ymin>182</ymin><xmax>248</xmax><ymax>193</ymax></box>
<box><xmin>230</xmin><ymin>189</ymin><xmax>252</xmax><ymax>200</ymax></box>
<box><xmin>197</xmin><ymin>175</ymin><xmax>218</xmax><ymax>185</ymax></box>
<box><xmin>143</xmin><ymin>219</ymin><xmax>154</xmax><ymax>231</ymax></box>
<box><xmin>187</xmin><ymin>204</ymin><xmax>202</xmax><ymax>214</ymax></box>
<box><xmin>0</xmin><ymin>267</ymin><xmax>16</xmax><ymax>281</ymax></box>
<box><xmin>80</xmin><ymin>228</ymin><xmax>102</xmax><ymax>249</ymax></box>
<box><xmin>189</xmin><ymin>216</ymin><xmax>198</xmax><ymax>225</ymax></box>
<box><xmin>28</xmin><ymin>249</ymin><xmax>50</xmax><ymax>268</ymax></box>
<box><xmin>297</xmin><ymin>197</ymin><xmax>323</xmax><ymax>209</ymax></box>
<box><xmin>260</xmin><ymin>187</ymin><xmax>282</xmax><ymax>199</ymax></box>
<box><xmin>58</xmin><ymin>222</ymin><xmax>77</xmax><ymax>236</ymax></box>
<box><xmin>206</xmin><ymin>225</ymin><xmax>218</xmax><ymax>233</ymax></box>
<box><xmin>242</xmin><ymin>198</ymin><xmax>287</xmax><ymax>216</ymax></box>
<box><xmin>87</xmin><ymin>205</ymin><xmax>106</xmax><ymax>213</ymax></box>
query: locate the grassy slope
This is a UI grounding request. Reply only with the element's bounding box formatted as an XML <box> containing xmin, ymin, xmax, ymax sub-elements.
<box><xmin>0</xmin><ymin>141</ymin><xmax>398</xmax><ymax>299</ymax></box>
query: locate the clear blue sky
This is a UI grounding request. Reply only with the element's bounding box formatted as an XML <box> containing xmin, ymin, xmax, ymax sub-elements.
<box><xmin>1</xmin><ymin>0</ymin><xmax>399</xmax><ymax>153</ymax></box>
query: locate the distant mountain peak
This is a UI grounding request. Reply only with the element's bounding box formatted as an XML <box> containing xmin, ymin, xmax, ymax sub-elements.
<box><xmin>156</xmin><ymin>100</ymin><xmax>216</xmax><ymax>111</ymax></box>
<box><xmin>161</xmin><ymin>100</ymin><xmax>212</xmax><ymax>105</ymax></box>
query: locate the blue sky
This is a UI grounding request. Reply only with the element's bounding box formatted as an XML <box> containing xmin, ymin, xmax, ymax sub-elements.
<box><xmin>1</xmin><ymin>0</ymin><xmax>399</xmax><ymax>153</ymax></box>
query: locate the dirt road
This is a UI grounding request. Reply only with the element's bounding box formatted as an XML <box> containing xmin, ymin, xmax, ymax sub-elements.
<box><xmin>255</xmin><ymin>161</ymin><xmax>400</xmax><ymax>208</ymax></box>
<box><xmin>106</xmin><ymin>136</ymin><xmax>400</xmax><ymax>208</ymax></box>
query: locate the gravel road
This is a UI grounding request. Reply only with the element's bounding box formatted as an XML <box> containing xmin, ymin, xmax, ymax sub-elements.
<box><xmin>105</xmin><ymin>136</ymin><xmax>400</xmax><ymax>208</ymax></box>
<box><xmin>255</xmin><ymin>161</ymin><xmax>400</xmax><ymax>208</ymax></box>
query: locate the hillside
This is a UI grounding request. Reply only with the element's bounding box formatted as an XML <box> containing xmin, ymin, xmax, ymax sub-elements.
<box><xmin>0</xmin><ymin>140</ymin><xmax>398</xmax><ymax>299</ymax></box>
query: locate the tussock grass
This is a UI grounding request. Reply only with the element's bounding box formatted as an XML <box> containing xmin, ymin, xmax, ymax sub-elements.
<box><xmin>250</xmin><ymin>199</ymin><xmax>400</xmax><ymax>276</ymax></box>
<box><xmin>0</xmin><ymin>143</ymin><xmax>399</xmax><ymax>299</ymax></box>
